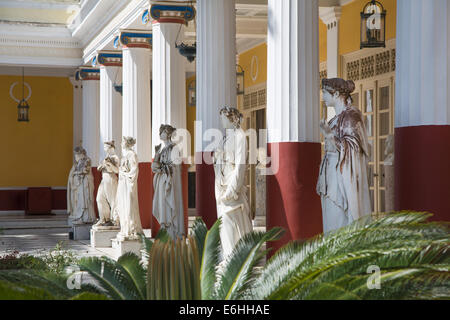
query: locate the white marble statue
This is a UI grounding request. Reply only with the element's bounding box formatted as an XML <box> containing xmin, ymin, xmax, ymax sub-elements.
<box><xmin>94</xmin><ymin>141</ymin><xmax>120</xmax><ymax>228</ymax></box>
<box><xmin>67</xmin><ymin>147</ymin><xmax>96</xmax><ymax>224</ymax></box>
<box><xmin>152</xmin><ymin>124</ymin><xmax>185</xmax><ymax>240</ymax></box>
<box><xmin>115</xmin><ymin>137</ymin><xmax>143</xmax><ymax>241</ymax></box>
<box><xmin>384</xmin><ymin>134</ymin><xmax>395</xmax><ymax>212</ymax></box>
<box><xmin>317</xmin><ymin>78</ymin><xmax>372</xmax><ymax>233</ymax></box>
<box><xmin>214</xmin><ymin>106</ymin><xmax>253</xmax><ymax>258</ymax></box>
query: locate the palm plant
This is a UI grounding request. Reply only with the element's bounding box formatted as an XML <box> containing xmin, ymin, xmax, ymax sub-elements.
<box><xmin>0</xmin><ymin>211</ymin><xmax>448</xmax><ymax>300</ymax></box>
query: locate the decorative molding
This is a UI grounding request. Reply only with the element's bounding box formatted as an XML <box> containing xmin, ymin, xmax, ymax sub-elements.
<box><xmin>76</xmin><ymin>67</ymin><xmax>100</xmax><ymax>80</ymax></box>
<box><xmin>319</xmin><ymin>6</ymin><xmax>342</xmax><ymax>27</ymax></box>
<box><xmin>342</xmin><ymin>39</ymin><xmax>396</xmax><ymax>82</ymax></box>
<box><xmin>115</xmin><ymin>29</ymin><xmax>152</xmax><ymax>49</ymax></box>
<box><xmin>148</xmin><ymin>2</ymin><xmax>196</xmax><ymax>25</ymax></box>
<box><xmin>92</xmin><ymin>50</ymin><xmax>123</xmax><ymax>67</ymax></box>
<box><xmin>243</xmin><ymin>82</ymin><xmax>266</xmax><ymax>111</ymax></box>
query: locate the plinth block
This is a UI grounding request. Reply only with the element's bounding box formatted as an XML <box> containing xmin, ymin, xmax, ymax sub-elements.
<box><xmin>111</xmin><ymin>238</ymin><xmax>142</xmax><ymax>259</ymax></box>
<box><xmin>90</xmin><ymin>228</ymin><xmax>120</xmax><ymax>248</ymax></box>
<box><xmin>72</xmin><ymin>224</ymin><xmax>93</xmax><ymax>240</ymax></box>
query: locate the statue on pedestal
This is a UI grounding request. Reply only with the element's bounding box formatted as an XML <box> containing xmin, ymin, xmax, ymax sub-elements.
<box><xmin>94</xmin><ymin>141</ymin><xmax>120</xmax><ymax>229</ymax></box>
<box><xmin>317</xmin><ymin>78</ymin><xmax>372</xmax><ymax>233</ymax></box>
<box><xmin>115</xmin><ymin>137</ymin><xmax>143</xmax><ymax>241</ymax></box>
<box><xmin>152</xmin><ymin>125</ymin><xmax>185</xmax><ymax>240</ymax></box>
<box><xmin>214</xmin><ymin>106</ymin><xmax>253</xmax><ymax>258</ymax></box>
<box><xmin>67</xmin><ymin>147</ymin><xmax>96</xmax><ymax>224</ymax></box>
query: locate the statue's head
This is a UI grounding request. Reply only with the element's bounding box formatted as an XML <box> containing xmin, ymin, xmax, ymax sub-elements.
<box><xmin>74</xmin><ymin>146</ymin><xmax>87</xmax><ymax>161</ymax></box>
<box><xmin>219</xmin><ymin>106</ymin><xmax>243</xmax><ymax>129</ymax></box>
<box><xmin>322</xmin><ymin>78</ymin><xmax>355</xmax><ymax>107</ymax></box>
<box><xmin>122</xmin><ymin>136</ymin><xmax>136</xmax><ymax>150</ymax></box>
<box><xmin>159</xmin><ymin>124</ymin><xmax>176</xmax><ymax>142</ymax></box>
<box><xmin>104</xmin><ymin>140</ymin><xmax>115</xmax><ymax>153</ymax></box>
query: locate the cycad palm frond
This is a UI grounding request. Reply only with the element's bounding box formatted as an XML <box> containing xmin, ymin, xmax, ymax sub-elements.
<box><xmin>214</xmin><ymin>227</ymin><xmax>284</xmax><ymax>300</ymax></box>
<box><xmin>78</xmin><ymin>255</ymin><xmax>143</xmax><ymax>300</ymax></box>
<box><xmin>0</xmin><ymin>279</ymin><xmax>55</xmax><ymax>300</ymax></box>
<box><xmin>199</xmin><ymin>219</ymin><xmax>222</xmax><ymax>300</ymax></box>
<box><xmin>0</xmin><ymin>269</ymin><xmax>100</xmax><ymax>299</ymax></box>
<box><xmin>250</xmin><ymin>212</ymin><xmax>450</xmax><ymax>300</ymax></box>
<box><xmin>116</xmin><ymin>253</ymin><xmax>147</xmax><ymax>299</ymax></box>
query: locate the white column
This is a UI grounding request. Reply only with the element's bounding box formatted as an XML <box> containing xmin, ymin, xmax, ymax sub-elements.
<box><xmin>70</xmin><ymin>76</ymin><xmax>83</xmax><ymax>150</ymax></box>
<box><xmin>99</xmin><ymin>65</ymin><xmax>123</xmax><ymax>159</ymax></box>
<box><xmin>122</xmin><ymin>47</ymin><xmax>152</xmax><ymax>162</ymax></box>
<box><xmin>319</xmin><ymin>7</ymin><xmax>342</xmax><ymax>79</ymax></box>
<box><xmin>197</xmin><ymin>0</ymin><xmax>237</xmax><ymax>151</ymax></box>
<box><xmin>267</xmin><ymin>0</ymin><xmax>320</xmax><ymax>144</ymax></box>
<box><xmin>396</xmin><ymin>0</ymin><xmax>450</xmax><ymax>128</ymax></box>
<box><xmin>81</xmin><ymin>79</ymin><xmax>100</xmax><ymax>165</ymax></box>
<box><xmin>152</xmin><ymin>22</ymin><xmax>187</xmax><ymax>156</ymax></box>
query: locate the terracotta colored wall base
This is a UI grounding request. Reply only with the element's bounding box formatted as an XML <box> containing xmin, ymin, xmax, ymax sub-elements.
<box><xmin>266</xmin><ymin>142</ymin><xmax>323</xmax><ymax>255</ymax></box>
<box><xmin>195</xmin><ymin>152</ymin><xmax>217</xmax><ymax>229</ymax></box>
<box><xmin>395</xmin><ymin>125</ymin><xmax>450</xmax><ymax>222</ymax></box>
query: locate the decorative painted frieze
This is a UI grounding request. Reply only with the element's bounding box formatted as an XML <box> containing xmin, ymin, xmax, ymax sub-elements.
<box><xmin>114</xmin><ymin>30</ymin><xmax>153</xmax><ymax>49</ymax></box>
<box><xmin>92</xmin><ymin>51</ymin><xmax>123</xmax><ymax>67</ymax></box>
<box><xmin>76</xmin><ymin>67</ymin><xmax>100</xmax><ymax>81</ymax></box>
<box><xmin>146</xmin><ymin>2</ymin><xmax>196</xmax><ymax>25</ymax></box>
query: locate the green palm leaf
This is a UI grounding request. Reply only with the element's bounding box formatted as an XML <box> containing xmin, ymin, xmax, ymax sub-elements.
<box><xmin>199</xmin><ymin>219</ymin><xmax>222</xmax><ymax>300</ymax></box>
<box><xmin>215</xmin><ymin>227</ymin><xmax>284</xmax><ymax>300</ymax></box>
<box><xmin>78</xmin><ymin>256</ymin><xmax>142</xmax><ymax>300</ymax></box>
<box><xmin>117</xmin><ymin>253</ymin><xmax>147</xmax><ymax>300</ymax></box>
<box><xmin>0</xmin><ymin>279</ymin><xmax>56</xmax><ymax>300</ymax></box>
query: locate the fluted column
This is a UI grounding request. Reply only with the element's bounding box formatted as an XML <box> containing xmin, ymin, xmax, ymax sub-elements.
<box><xmin>94</xmin><ymin>51</ymin><xmax>123</xmax><ymax>159</ymax></box>
<box><xmin>149</xmin><ymin>4</ymin><xmax>190</xmax><ymax>154</ymax></box>
<box><xmin>70</xmin><ymin>75</ymin><xmax>83</xmax><ymax>150</ymax></box>
<box><xmin>116</xmin><ymin>30</ymin><xmax>153</xmax><ymax>229</ymax></box>
<box><xmin>77</xmin><ymin>67</ymin><xmax>100</xmax><ymax>166</ymax></box>
<box><xmin>395</xmin><ymin>0</ymin><xmax>450</xmax><ymax>222</ymax></box>
<box><xmin>266</xmin><ymin>0</ymin><xmax>322</xmax><ymax>251</ymax></box>
<box><xmin>147</xmin><ymin>3</ymin><xmax>195</xmax><ymax>234</ymax></box>
<box><xmin>196</xmin><ymin>0</ymin><xmax>237</xmax><ymax>228</ymax></box>
<box><xmin>319</xmin><ymin>6</ymin><xmax>342</xmax><ymax>121</ymax></box>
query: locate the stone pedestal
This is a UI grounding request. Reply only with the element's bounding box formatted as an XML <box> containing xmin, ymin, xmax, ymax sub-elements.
<box><xmin>111</xmin><ymin>238</ymin><xmax>142</xmax><ymax>259</ymax></box>
<box><xmin>90</xmin><ymin>227</ymin><xmax>120</xmax><ymax>248</ymax></box>
<box><xmin>71</xmin><ymin>224</ymin><xmax>93</xmax><ymax>240</ymax></box>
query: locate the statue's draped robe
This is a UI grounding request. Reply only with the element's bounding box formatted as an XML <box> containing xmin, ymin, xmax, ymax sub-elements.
<box><xmin>67</xmin><ymin>158</ymin><xmax>96</xmax><ymax>224</ymax></box>
<box><xmin>96</xmin><ymin>155</ymin><xmax>120</xmax><ymax>225</ymax></box>
<box><xmin>116</xmin><ymin>149</ymin><xmax>142</xmax><ymax>240</ymax></box>
<box><xmin>214</xmin><ymin>128</ymin><xmax>253</xmax><ymax>257</ymax></box>
<box><xmin>152</xmin><ymin>143</ymin><xmax>184</xmax><ymax>239</ymax></box>
<box><xmin>317</xmin><ymin>106</ymin><xmax>372</xmax><ymax>233</ymax></box>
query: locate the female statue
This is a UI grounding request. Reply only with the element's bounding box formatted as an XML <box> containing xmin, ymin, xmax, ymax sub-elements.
<box><xmin>94</xmin><ymin>141</ymin><xmax>120</xmax><ymax>228</ymax></box>
<box><xmin>214</xmin><ymin>106</ymin><xmax>253</xmax><ymax>258</ymax></box>
<box><xmin>115</xmin><ymin>136</ymin><xmax>143</xmax><ymax>241</ymax></box>
<box><xmin>67</xmin><ymin>147</ymin><xmax>96</xmax><ymax>224</ymax></box>
<box><xmin>152</xmin><ymin>124</ymin><xmax>184</xmax><ymax>239</ymax></box>
<box><xmin>317</xmin><ymin>78</ymin><xmax>372</xmax><ymax>233</ymax></box>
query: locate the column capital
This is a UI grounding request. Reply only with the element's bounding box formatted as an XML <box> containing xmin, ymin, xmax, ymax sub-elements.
<box><xmin>319</xmin><ymin>6</ymin><xmax>342</xmax><ymax>28</ymax></box>
<box><xmin>114</xmin><ymin>29</ymin><xmax>152</xmax><ymax>49</ymax></box>
<box><xmin>144</xmin><ymin>1</ymin><xmax>196</xmax><ymax>25</ymax></box>
<box><xmin>92</xmin><ymin>50</ymin><xmax>123</xmax><ymax>67</ymax></box>
<box><xmin>76</xmin><ymin>67</ymin><xmax>100</xmax><ymax>81</ymax></box>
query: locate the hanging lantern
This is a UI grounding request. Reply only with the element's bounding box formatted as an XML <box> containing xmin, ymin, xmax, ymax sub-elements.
<box><xmin>10</xmin><ymin>67</ymin><xmax>31</xmax><ymax>122</ymax></box>
<box><xmin>17</xmin><ymin>99</ymin><xmax>30</xmax><ymax>122</ymax></box>
<box><xmin>360</xmin><ymin>0</ymin><xmax>386</xmax><ymax>49</ymax></box>
<box><xmin>176</xmin><ymin>42</ymin><xmax>196</xmax><ymax>63</ymax></box>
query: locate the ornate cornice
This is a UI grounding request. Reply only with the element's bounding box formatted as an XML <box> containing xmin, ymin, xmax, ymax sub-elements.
<box><xmin>92</xmin><ymin>50</ymin><xmax>123</xmax><ymax>67</ymax></box>
<box><xmin>114</xmin><ymin>30</ymin><xmax>152</xmax><ymax>49</ymax></box>
<box><xmin>319</xmin><ymin>6</ymin><xmax>342</xmax><ymax>27</ymax></box>
<box><xmin>76</xmin><ymin>67</ymin><xmax>100</xmax><ymax>81</ymax></box>
<box><xmin>146</xmin><ymin>2</ymin><xmax>196</xmax><ymax>25</ymax></box>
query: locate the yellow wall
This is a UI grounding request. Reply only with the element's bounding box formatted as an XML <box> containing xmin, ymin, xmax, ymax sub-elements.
<box><xmin>0</xmin><ymin>75</ymin><xmax>73</xmax><ymax>187</ymax></box>
<box><xmin>186</xmin><ymin>75</ymin><xmax>196</xmax><ymax>156</ymax></box>
<box><xmin>319</xmin><ymin>20</ymin><xmax>327</xmax><ymax>63</ymax></box>
<box><xmin>238</xmin><ymin>42</ymin><xmax>268</xmax><ymax>88</ymax></box>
